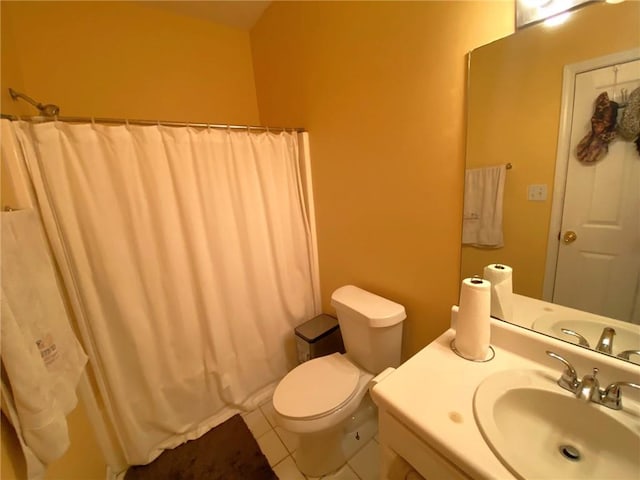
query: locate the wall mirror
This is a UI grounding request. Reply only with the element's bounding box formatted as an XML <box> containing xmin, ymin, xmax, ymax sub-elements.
<box><xmin>462</xmin><ymin>1</ymin><xmax>640</xmax><ymax>363</ymax></box>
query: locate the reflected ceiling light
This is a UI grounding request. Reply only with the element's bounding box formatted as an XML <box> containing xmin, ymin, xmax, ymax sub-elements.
<box><xmin>516</xmin><ymin>0</ymin><xmax>601</xmax><ymax>29</ymax></box>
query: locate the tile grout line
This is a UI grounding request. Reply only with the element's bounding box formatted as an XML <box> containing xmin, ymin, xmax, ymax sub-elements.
<box><xmin>249</xmin><ymin>400</ymin><xmax>379</xmax><ymax>480</ymax></box>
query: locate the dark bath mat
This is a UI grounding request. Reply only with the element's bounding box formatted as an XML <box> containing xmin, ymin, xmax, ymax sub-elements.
<box><xmin>124</xmin><ymin>414</ymin><xmax>278</xmax><ymax>480</ymax></box>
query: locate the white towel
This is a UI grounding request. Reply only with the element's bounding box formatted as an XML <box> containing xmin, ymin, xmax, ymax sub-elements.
<box><xmin>462</xmin><ymin>165</ymin><xmax>506</xmax><ymax>248</ymax></box>
<box><xmin>1</xmin><ymin>209</ymin><xmax>87</xmax><ymax>479</ymax></box>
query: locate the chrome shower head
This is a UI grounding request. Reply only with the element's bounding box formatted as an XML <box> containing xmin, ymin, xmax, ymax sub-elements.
<box><xmin>8</xmin><ymin>88</ymin><xmax>60</xmax><ymax>116</ymax></box>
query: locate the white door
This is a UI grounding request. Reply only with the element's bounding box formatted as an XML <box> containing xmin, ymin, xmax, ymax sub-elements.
<box><xmin>553</xmin><ymin>60</ymin><xmax>640</xmax><ymax>323</ymax></box>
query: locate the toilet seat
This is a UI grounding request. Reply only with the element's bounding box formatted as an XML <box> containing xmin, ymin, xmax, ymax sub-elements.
<box><xmin>273</xmin><ymin>353</ymin><xmax>360</xmax><ymax>420</ymax></box>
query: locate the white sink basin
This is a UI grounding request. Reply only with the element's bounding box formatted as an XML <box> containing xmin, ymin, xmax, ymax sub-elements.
<box><xmin>532</xmin><ymin>313</ymin><xmax>640</xmax><ymax>361</ymax></box>
<box><xmin>474</xmin><ymin>370</ymin><xmax>640</xmax><ymax>479</ymax></box>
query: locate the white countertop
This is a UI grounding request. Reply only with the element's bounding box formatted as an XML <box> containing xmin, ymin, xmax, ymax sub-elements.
<box><xmin>371</xmin><ymin>318</ymin><xmax>640</xmax><ymax>480</ymax></box>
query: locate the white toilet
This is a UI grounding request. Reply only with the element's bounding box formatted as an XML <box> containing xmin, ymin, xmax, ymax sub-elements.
<box><xmin>272</xmin><ymin>285</ymin><xmax>406</xmax><ymax>477</ymax></box>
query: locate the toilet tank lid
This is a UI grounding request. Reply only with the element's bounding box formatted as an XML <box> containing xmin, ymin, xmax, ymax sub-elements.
<box><xmin>330</xmin><ymin>285</ymin><xmax>406</xmax><ymax>327</ymax></box>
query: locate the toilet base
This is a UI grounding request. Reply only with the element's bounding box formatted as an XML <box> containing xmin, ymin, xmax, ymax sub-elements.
<box><xmin>294</xmin><ymin>394</ymin><xmax>378</xmax><ymax>477</ymax></box>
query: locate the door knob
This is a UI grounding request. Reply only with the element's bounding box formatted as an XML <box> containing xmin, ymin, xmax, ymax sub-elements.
<box><xmin>563</xmin><ymin>231</ymin><xmax>577</xmax><ymax>244</ymax></box>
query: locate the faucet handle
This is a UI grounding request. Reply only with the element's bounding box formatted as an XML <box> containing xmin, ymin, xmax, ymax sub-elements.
<box><xmin>560</xmin><ymin>328</ymin><xmax>590</xmax><ymax>347</ymax></box>
<box><xmin>617</xmin><ymin>350</ymin><xmax>640</xmax><ymax>361</ymax></box>
<box><xmin>602</xmin><ymin>381</ymin><xmax>640</xmax><ymax>410</ymax></box>
<box><xmin>546</xmin><ymin>351</ymin><xmax>579</xmax><ymax>392</ymax></box>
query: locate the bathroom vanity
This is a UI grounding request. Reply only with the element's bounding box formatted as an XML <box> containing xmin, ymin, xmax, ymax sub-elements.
<box><xmin>371</xmin><ymin>315</ymin><xmax>640</xmax><ymax>479</ymax></box>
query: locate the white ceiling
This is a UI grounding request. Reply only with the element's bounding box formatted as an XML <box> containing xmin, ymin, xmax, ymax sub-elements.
<box><xmin>148</xmin><ymin>1</ymin><xmax>272</xmax><ymax>30</ymax></box>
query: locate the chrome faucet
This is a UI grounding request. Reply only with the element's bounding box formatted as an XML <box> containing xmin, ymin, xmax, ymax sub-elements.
<box><xmin>575</xmin><ymin>367</ymin><xmax>600</xmax><ymax>402</ymax></box>
<box><xmin>595</xmin><ymin>327</ymin><xmax>616</xmax><ymax>354</ymax></box>
<box><xmin>559</xmin><ymin>327</ymin><xmax>616</xmax><ymax>354</ymax></box>
<box><xmin>546</xmin><ymin>351</ymin><xmax>640</xmax><ymax>410</ymax></box>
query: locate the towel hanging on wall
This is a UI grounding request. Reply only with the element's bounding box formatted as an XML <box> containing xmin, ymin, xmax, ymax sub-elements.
<box><xmin>462</xmin><ymin>164</ymin><xmax>506</xmax><ymax>248</ymax></box>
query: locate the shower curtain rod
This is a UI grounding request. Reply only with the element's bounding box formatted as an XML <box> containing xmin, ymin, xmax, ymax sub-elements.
<box><xmin>0</xmin><ymin>113</ymin><xmax>305</xmax><ymax>133</ymax></box>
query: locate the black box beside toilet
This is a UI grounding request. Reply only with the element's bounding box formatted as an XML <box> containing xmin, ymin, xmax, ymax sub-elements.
<box><xmin>295</xmin><ymin>314</ymin><xmax>345</xmax><ymax>364</ymax></box>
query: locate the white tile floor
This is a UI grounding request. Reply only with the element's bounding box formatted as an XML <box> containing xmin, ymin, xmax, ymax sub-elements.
<box><xmin>242</xmin><ymin>398</ymin><xmax>381</xmax><ymax>480</ymax></box>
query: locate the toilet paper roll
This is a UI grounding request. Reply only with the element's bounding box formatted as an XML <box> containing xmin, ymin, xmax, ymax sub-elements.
<box><xmin>455</xmin><ymin>277</ymin><xmax>491</xmax><ymax>360</ymax></box>
<box><xmin>483</xmin><ymin>264</ymin><xmax>513</xmax><ymax>322</ymax></box>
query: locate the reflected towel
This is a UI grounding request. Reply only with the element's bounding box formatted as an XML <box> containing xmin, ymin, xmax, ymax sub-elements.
<box><xmin>462</xmin><ymin>164</ymin><xmax>506</xmax><ymax>248</ymax></box>
<box><xmin>1</xmin><ymin>209</ymin><xmax>87</xmax><ymax>478</ymax></box>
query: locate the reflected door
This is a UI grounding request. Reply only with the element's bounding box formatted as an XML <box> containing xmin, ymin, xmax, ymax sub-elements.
<box><xmin>554</xmin><ymin>60</ymin><xmax>640</xmax><ymax>323</ymax></box>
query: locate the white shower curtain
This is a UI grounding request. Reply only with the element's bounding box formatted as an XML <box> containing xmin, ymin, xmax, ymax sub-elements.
<box><xmin>11</xmin><ymin>120</ymin><xmax>319</xmax><ymax>465</ymax></box>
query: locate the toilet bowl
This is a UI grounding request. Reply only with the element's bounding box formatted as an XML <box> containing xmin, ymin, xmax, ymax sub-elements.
<box><xmin>273</xmin><ymin>353</ymin><xmax>373</xmax><ymax>434</ymax></box>
<box><xmin>273</xmin><ymin>353</ymin><xmax>375</xmax><ymax>476</ymax></box>
<box><xmin>272</xmin><ymin>285</ymin><xmax>406</xmax><ymax>477</ymax></box>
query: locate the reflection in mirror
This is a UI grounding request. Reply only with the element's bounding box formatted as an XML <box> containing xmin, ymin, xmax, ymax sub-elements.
<box><xmin>462</xmin><ymin>1</ymin><xmax>640</xmax><ymax>362</ymax></box>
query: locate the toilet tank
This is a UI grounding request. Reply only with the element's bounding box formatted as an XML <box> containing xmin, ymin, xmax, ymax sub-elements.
<box><xmin>330</xmin><ymin>285</ymin><xmax>406</xmax><ymax>374</ymax></box>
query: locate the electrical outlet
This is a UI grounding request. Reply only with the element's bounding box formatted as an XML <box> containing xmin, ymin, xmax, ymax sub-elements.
<box><xmin>528</xmin><ymin>184</ymin><xmax>547</xmax><ymax>201</ymax></box>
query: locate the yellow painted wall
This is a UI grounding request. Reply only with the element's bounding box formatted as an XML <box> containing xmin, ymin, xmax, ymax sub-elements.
<box><xmin>461</xmin><ymin>2</ymin><xmax>640</xmax><ymax>298</ymax></box>
<box><xmin>1</xmin><ymin>2</ymin><xmax>260</xmax><ymax>479</ymax></box>
<box><xmin>251</xmin><ymin>1</ymin><xmax>514</xmax><ymax>358</ymax></box>
<box><xmin>0</xmin><ymin>1</ymin><xmax>260</xmax><ymax>124</ymax></box>
<box><xmin>2</xmin><ymin>403</ymin><xmax>106</xmax><ymax>480</ymax></box>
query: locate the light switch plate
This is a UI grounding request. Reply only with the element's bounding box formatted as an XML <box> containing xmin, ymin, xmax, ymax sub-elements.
<box><xmin>528</xmin><ymin>184</ymin><xmax>547</xmax><ymax>201</ymax></box>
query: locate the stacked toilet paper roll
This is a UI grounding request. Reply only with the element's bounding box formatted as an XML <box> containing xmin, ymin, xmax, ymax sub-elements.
<box><xmin>455</xmin><ymin>277</ymin><xmax>491</xmax><ymax>361</ymax></box>
<box><xmin>483</xmin><ymin>263</ymin><xmax>513</xmax><ymax>322</ymax></box>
